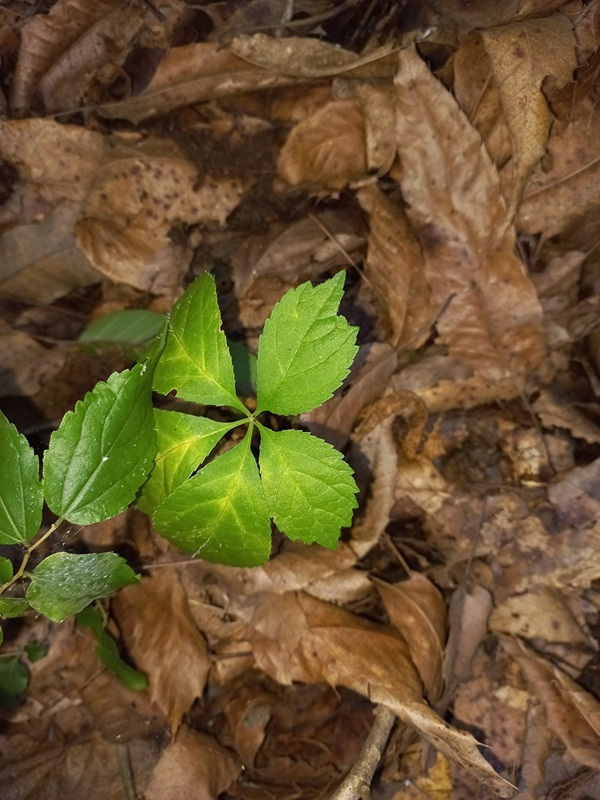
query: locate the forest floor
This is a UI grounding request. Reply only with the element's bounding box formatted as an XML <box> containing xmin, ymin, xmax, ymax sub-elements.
<box><xmin>1</xmin><ymin>1</ymin><xmax>600</xmax><ymax>798</ymax></box>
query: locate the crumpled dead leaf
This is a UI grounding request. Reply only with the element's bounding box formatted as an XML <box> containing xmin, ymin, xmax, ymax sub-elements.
<box><xmin>113</xmin><ymin>571</ymin><xmax>211</xmax><ymax>733</ymax></box>
<box><xmin>246</xmin><ymin>590</ymin><xmax>515</xmax><ymax>795</ymax></box>
<box><xmin>490</xmin><ymin>586</ymin><xmax>589</xmax><ymax>645</ymax></box>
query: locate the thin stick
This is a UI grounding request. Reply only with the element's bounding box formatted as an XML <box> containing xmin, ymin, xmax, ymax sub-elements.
<box><xmin>329</xmin><ymin>705</ymin><xmax>396</xmax><ymax>800</ymax></box>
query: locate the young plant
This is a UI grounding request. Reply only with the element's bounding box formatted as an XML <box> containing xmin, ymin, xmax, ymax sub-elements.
<box><xmin>0</xmin><ymin>271</ymin><xmax>358</xmax><ymax>652</ymax></box>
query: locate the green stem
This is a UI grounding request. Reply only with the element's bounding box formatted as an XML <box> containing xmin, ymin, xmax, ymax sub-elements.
<box><xmin>0</xmin><ymin>517</ymin><xmax>65</xmax><ymax>595</ymax></box>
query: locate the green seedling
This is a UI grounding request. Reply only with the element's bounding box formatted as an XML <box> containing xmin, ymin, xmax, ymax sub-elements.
<box><xmin>0</xmin><ymin>272</ymin><xmax>358</xmax><ymax>672</ymax></box>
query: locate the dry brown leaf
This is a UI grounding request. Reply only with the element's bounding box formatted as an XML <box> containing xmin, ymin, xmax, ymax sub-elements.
<box><xmin>247</xmin><ymin>591</ymin><xmax>515</xmax><ymax>795</ymax></box>
<box><xmin>354</xmin><ymin>390</ymin><xmax>428</xmax><ymax>459</ymax></box>
<box><xmin>501</xmin><ymin>637</ymin><xmax>600</xmax><ymax>770</ymax></box>
<box><xmin>480</xmin><ymin>15</ymin><xmax>576</xmax><ymax>213</ymax></box>
<box><xmin>145</xmin><ymin>728</ymin><xmax>240</xmax><ymax>800</ymax></box>
<box><xmin>229</xmin><ymin>33</ymin><xmax>398</xmax><ymax>78</ymax></box>
<box><xmin>277</xmin><ymin>98</ymin><xmax>368</xmax><ymax>190</ymax></box>
<box><xmin>533</xmin><ymin>389</ymin><xmax>600</xmax><ymax>444</ymax></box>
<box><xmin>0</xmin><ymin>323</ymin><xmax>66</xmax><ymax>397</ymax></box>
<box><xmin>0</xmin><ymin>118</ymin><xmax>105</xmax><ymax>206</ymax></box>
<box><xmin>349</xmin><ymin>416</ymin><xmax>399</xmax><ymax>556</ymax></box>
<box><xmin>357</xmin><ymin>185</ymin><xmax>433</xmax><ymax>347</ymax></box>
<box><xmin>439</xmin><ymin>585</ymin><xmax>493</xmax><ymax>712</ymax></box>
<box><xmin>355</xmin><ymin>82</ymin><xmax>398</xmax><ymax>174</ymax></box>
<box><xmin>113</xmin><ymin>571</ymin><xmax>211</xmax><ymax>733</ymax></box>
<box><xmin>231</xmin><ymin>209</ymin><xmax>365</xmax><ymax>297</ymax></box>
<box><xmin>97</xmin><ymin>42</ymin><xmax>296</xmax><ymax>123</ymax></box>
<box><xmin>75</xmin><ymin>136</ymin><xmax>246</xmax><ymax>293</ymax></box>
<box><xmin>490</xmin><ymin>586</ymin><xmax>589</xmax><ymax>644</ymax></box>
<box><xmin>518</xmin><ymin>97</ymin><xmax>600</xmax><ymax>238</ymax></box>
<box><xmin>10</xmin><ymin>0</ymin><xmax>125</xmax><ymax>112</ymax></box>
<box><xmin>393</xmin><ymin>47</ymin><xmax>546</xmax><ymax>407</ymax></box>
<box><xmin>0</xmin><ymin>202</ymin><xmax>101</xmax><ymax>303</ymax></box>
<box><xmin>374</xmin><ymin>574</ymin><xmax>446</xmax><ymax>702</ymax></box>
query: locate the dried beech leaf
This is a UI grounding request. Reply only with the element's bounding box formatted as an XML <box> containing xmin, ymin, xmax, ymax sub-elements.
<box><xmin>113</xmin><ymin>572</ymin><xmax>210</xmax><ymax>733</ymax></box>
<box><xmin>502</xmin><ymin>637</ymin><xmax>600</xmax><ymax>770</ymax></box>
<box><xmin>480</xmin><ymin>15</ymin><xmax>576</xmax><ymax>212</ymax></box>
<box><xmin>248</xmin><ymin>591</ymin><xmax>514</xmax><ymax>795</ymax></box>
<box><xmin>393</xmin><ymin>47</ymin><xmax>546</xmax><ymax>403</ymax></box>
<box><xmin>358</xmin><ymin>185</ymin><xmax>433</xmax><ymax>347</ymax></box>
<box><xmin>373</xmin><ymin>574</ymin><xmax>446</xmax><ymax>702</ymax></box>
<box><xmin>145</xmin><ymin>728</ymin><xmax>240</xmax><ymax>800</ymax></box>
<box><xmin>97</xmin><ymin>42</ymin><xmax>296</xmax><ymax>123</ymax></box>
<box><xmin>277</xmin><ymin>99</ymin><xmax>367</xmax><ymax>190</ymax></box>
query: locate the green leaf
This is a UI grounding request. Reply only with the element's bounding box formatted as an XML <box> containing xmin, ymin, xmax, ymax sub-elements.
<box><xmin>0</xmin><ymin>657</ymin><xmax>29</xmax><ymax>707</ymax></box>
<box><xmin>137</xmin><ymin>409</ymin><xmax>238</xmax><ymax>514</ymax></box>
<box><xmin>259</xmin><ymin>427</ymin><xmax>358</xmax><ymax>548</ymax></box>
<box><xmin>79</xmin><ymin>310</ymin><xmax>166</xmax><ymax>347</ymax></box>
<box><xmin>43</xmin><ymin>363</ymin><xmax>157</xmax><ymax>524</ymax></box>
<box><xmin>153</xmin><ymin>429</ymin><xmax>271</xmax><ymax>566</ymax></box>
<box><xmin>153</xmin><ymin>272</ymin><xmax>247</xmax><ymax>414</ymax></box>
<box><xmin>256</xmin><ymin>272</ymin><xmax>358</xmax><ymax>415</ymax></box>
<box><xmin>26</xmin><ymin>552</ymin><xmax>139</xmax><ymax>622</ymax></box>
<box><xmin>0</xmin><ymin>411</ymin><xmax>43</xmax><ymax>545</ymax></box>
<box><xmin>76</xmin><ymin>606</ymin><xmax>148</xmax><ymax>691</ymax></box>
<box><xmin>0</xmin><ymin>597</ymin><xmax>30</xmax><ymax>618</ymax></box>
<box><xmin>24</xmin><ymin>641</ymin><xmax>47</xmax><ymax>662</ymax></box>
<box><xmin>0</xmin><ymin>556</ymin><xmax>13</xmax><ymax>583</ymax></box>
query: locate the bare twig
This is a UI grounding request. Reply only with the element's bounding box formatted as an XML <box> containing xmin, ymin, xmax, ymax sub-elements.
<box><xmin>329</xmin><ymin>705</ymin><xmax>396</xmax><ymax>800</ymax></box>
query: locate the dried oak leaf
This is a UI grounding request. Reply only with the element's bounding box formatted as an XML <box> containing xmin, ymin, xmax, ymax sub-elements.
<box><xmin>113</xmin><ymin>571</ymin><xmax>211</xmax><ymax>733</ymax></box>
<box><xmin>246</xmin><ymin>591</ymin><xmax>515</xmax><ymax>795</ymax></box>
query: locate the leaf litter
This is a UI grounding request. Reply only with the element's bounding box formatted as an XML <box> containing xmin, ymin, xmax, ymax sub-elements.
<box><xmin>1</xmin><ymin>0</ymin><xmax>600</xmax><ymax>798</ymax></box>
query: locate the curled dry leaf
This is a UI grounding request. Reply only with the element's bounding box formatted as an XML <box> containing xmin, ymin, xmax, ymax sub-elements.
<box><xmin>10</xmin><ymin>0</ymin><xmax>127</xmax><ymax>113</ymax></box>
<box><xmin>145</xmin><ymin>728</ymin><xmax>240</xmax><ymax>800</ymax></box>
<box><xmin>357</xmin><ymin>185</ymin><xmax>433</xmax><ymax>348</ymax></box>
<box><xmin>501</xmin><ymin>636</ymin><xmax>600</xmax><ymax>771</ymax></box>
<box><xmin>480</xmin><ymin>15</ymin><xmax>576</xmax><ymax>213</ymax></box>
<box><xmin>393</xmin><ymin>47</ymin><xmax>546</xmax><ymax>408</ymax></box>
<box><xmin>97</xmin><ymin>42</ymin><xmax>296</xmax><ymax>124</ymax></box>
<box><xmin>112</xmin><ymin>571</ymin><xmax>211</xmax><ymax>733</ymax></box>
<box><xmin>373</xmin><ymin>574</ymin><xmax>446</xmax><ymax>702</ymax></box>
<box><xmin>247</xmin><ymin>591</ymin><xmax>514</xmax><ymax>795</ymax></box>
<box><xmin>277</xmin><ymin>98</ymin><xmax>368</xmax><ymax>190</ymax></box>
<box><xmin>229</xmin><ymin>33</ymin><xmax>397</xmax><ymax>78</ymax></box>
